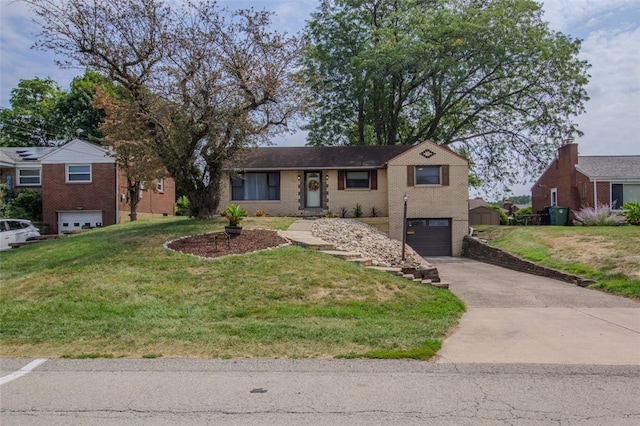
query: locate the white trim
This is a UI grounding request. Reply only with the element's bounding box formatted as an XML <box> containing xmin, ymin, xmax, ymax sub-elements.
<box><xmin>66</xmin><ymin>164</ymin><xmax>92</xmax><ymax>183</ymax></box>
<box><xmin>16</xmin><ymin>167</ymin><xmax>41</xmax><ymax>186</ymax></box>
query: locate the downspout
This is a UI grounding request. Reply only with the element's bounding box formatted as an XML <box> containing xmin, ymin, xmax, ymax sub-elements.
<box><xmin>593</xmin><ymin>179</ymin><xmax>598</xmax><ymax>213</ymax></box>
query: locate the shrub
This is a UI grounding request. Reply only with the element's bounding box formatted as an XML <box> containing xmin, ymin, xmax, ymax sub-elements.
<box><xmin>620</xmin><ymin>201</ymin><xmax>640</xmax><ymax>225</ymax></box>
<box><xmin>573</xmin><ymin>203</ymin><xmax>625</xmax><ymax>226</ymax></box>
<box><xmin>6</xmin><ymin>190</ymin><xmax>42</xmax><ymax>222</ymax></box>
<box><xmin>353</xmin><ymin>203</ymin><xmax>363</xmax><ymax>218</ymax></box>
<box><xmin>255</xmin><ymin>209</ymin><xmax>265</xmax><ymax>217</ymax></box>
<box><xmin>175</xmin><ymin>195</ymin><xmax>190</xmax><ymax>216</ymax></box>
<box><xmin>514</xmin><ymin>206</ymin><xmax>532</xmax><ymax>216</ymax></box>
<box><xmin>339</xmin><ymin>206</ymin><xmax>348</xmax><ymax>218</ymax></box>
<box><xmin>370</xmin><ymin>206</ymin><xmax>378</xmax><ymax>217</ymax></box>
<box><xmin>486</xmin><ymin>204</ymin><xmax>508</xmax><ymax>225</ymax></box>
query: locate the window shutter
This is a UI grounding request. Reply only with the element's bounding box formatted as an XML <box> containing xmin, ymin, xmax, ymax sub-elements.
<box><xmin>407</xmin><ymin>166</ymin><xmax>414</xmax><ymax>187</ymax></box>
<box><xmin>370</xmin><ymin>170</ymin><xmax>377</xmax><ymax>190</ymax></box>
<box><xmin>441</xmin><ymin>165</ymin><xmax>449</xmax><ymax>186</ymax></box>
<box><xmin>338</xmin><ymin>170</ymin><xmax>345</xmax><ymax>190</ymax></box>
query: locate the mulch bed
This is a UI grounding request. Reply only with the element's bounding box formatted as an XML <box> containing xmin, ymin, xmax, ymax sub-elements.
<box><xmin>167</xmin><ymin>229</ymin><xmax>289</xmax><ymax>258</ymax></box>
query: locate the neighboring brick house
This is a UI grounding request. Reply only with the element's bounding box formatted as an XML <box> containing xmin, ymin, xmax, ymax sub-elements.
<box><xmin>0</xmin><ymin>139</ymin><xmax>175</xmax><ymax>234</ymax></box>
<box><xmin>532</xmin><ymin>143</ymin><xmax>640</xmax><ymax>222</ymax></box>
<box><xmin>221</xmin><ymin>140</ymin><xmax>469</xmax><ymax>256</ymax></box>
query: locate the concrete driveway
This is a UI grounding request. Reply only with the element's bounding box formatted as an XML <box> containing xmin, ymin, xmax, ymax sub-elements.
<box><xmin>428</xmin><ymin>257</ymin><xmax>640</xmax><ymax>365</ymax></box>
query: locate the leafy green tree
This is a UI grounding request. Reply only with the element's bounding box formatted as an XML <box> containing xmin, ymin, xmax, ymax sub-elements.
<box><xmin>27</xmin><ymin>0</ymin><xmax>304</xmax><ymax>219</ymax></box>
<box><xmin>0</xmin><ymin>77</ymin><xmax>65</xmax><ymax>146</ymax></box>
<box><xmin>56</xmin><ymin>70</ymin><xmax>110</xmax><ymax>143</ymax></box>
<box><xmin>304</xmin><ymin>0</ymin><xmax>590</xmax><ymax>189</ymax></box>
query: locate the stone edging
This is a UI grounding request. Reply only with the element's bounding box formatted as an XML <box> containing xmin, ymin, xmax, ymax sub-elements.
<box><xmin>462</xmin><ymin>235</ymin><xmax>594</xmax><ymax>287</ymax></box>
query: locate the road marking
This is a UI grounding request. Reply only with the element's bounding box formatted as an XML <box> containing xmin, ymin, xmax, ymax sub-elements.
<box><xmin>0</xmin><ymin>359</ymin><xmax>48</xmax><ymax>386</ymax></box>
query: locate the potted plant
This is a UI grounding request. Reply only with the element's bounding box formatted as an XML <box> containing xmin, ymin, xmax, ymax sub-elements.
<box><xmin>222</xmin><ymin>204</ymin><xmax>248</xmax><ymax>236</ymax></box>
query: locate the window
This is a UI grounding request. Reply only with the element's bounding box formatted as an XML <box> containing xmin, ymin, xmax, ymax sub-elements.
<box><xmin>345</xmin><ymin>171</ymin><xmax>370</xmax><ymax>188</ymax></box>
<box><xmin>157</xmin><ymin>178</ymin><xmax>164</xmax><ymax>193</ymax></box>
<box><xmin>415</xmin><ymin>166</ymin><xmax>441</xmax><ymax>185</ymax></box>
<box><xmin>18</xmin><ymin>168</ymin><xmax>41</xmax><ymax>186</ymax></box>
<box><xmin>67</xmin><ymin>165</ymin><xmax>91</xmax><ymax>183</ymax></box>
<box><xmin>231</xmin><ymin>172</ymin><xmax>280</xmax><ymax>200</ymax></box>
<box><xmin>550</xmin><ymin>188</ymin><xmax>558</xmax><ymax>206</ymax></box>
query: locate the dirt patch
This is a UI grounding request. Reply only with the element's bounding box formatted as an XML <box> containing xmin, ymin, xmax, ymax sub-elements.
<box><xmin>167</xmin><ymin>229</ymin><xmax>288</xmax><ymax>259</ymax></box>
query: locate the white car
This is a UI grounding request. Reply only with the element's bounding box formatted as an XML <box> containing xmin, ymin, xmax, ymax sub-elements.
<box><xmin>0</xmin><ymin>219</ymin><xmax>41</xmax><ymax>251</ymax></box>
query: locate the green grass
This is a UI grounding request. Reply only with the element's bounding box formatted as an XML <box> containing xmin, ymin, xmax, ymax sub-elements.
<box><xmin>475</xmin><ymin>225</ymin><xmax>640</xmax><ymax>299</ymax></box>
<box><xmin>0</xmin><ymin>216</ymin><xmax>465</xmax><ymax>359</ymax></box>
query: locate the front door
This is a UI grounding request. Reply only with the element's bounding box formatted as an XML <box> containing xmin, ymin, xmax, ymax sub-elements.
<box><xmin>305</xmin><ymin>171</ymin><xmax>322</xmax><ymax>208</ymax></box>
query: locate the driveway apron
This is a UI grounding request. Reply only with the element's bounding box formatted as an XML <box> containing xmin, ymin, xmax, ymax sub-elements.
<box><xmin>429</xmin><ymin>257</ymin><xmax>640</xmax><ymax>365</ymax></box>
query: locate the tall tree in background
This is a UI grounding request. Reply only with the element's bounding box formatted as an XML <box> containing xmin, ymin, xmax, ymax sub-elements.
<box><xmin>26</xmin><ymin>0</ymin><xmax>304</xmax><ymax>218</ymax></box>
<box><xmin>56</xmin><ymin>70</ymin><xmax>110</xmax><ymax>143</ymax></box>
<box><xmin>0</xmin><ymin>71</ymin><xmax>108</xmax><ymax>147</ymax></box>
<box><xmin>0</xmin><ymin>77</ymin><xmax>65</xmax><ymax>146</ymax></box>
<box><xmin>304</xmin><ymin>0</ymin><xmax>590</xmax><ymax>189</ymax></box>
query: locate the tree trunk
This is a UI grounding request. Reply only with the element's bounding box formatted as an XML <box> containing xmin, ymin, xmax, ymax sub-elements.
<box><xmin>186</xmin><ymin>168</ymin><xmax>223</xmax><ymax>220</ymax></box>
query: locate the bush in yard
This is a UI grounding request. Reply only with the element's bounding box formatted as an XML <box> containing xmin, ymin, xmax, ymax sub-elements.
<box><xmin>572</xmin><ymin>203</ymin><xmax>625</xmax><ymax>226</ymax></box>
<box><xmin>514</xmin><ymin>206</ymin><xmax>532</xmax><ymax>216</ymax></box>
<box><xmin>175</xmin><ymin>195</ymin><xmax>190</xmax><ymax>216</ymax></box>
<box><xmin>486</xmin><ymin>204</ymin><xmax>509</xmax><ymax>225</ymax></box>
<box><xmin>620</xmin><ymin>202</ymin><xmax>640</xmax><ymax>225</ymax></box>
<box><xmin>5</xmin><ymin>190</ymin><xmax>42</xmax><ymax>222</ymax></box>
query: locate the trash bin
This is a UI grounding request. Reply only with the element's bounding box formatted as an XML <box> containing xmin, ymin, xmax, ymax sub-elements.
<box><xmin>549</xmin><ymin>206</ymin><xmax>569</xmax><ymax>226</ymax></box>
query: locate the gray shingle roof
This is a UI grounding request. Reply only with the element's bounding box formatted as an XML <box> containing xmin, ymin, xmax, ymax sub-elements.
<box><xmin>576</xmin><ymin>156</ymin><xmax>640</xmax><ymax>180</ymax></box>
<box><xmin>0</xmin><ymin>147</ymin><xmax>56</xmax><ymax>167</ymax></box>
<box><xmin>228</xmin><ymin>145</ymin><xmax>414</xmax><ymax>170</ymax></box>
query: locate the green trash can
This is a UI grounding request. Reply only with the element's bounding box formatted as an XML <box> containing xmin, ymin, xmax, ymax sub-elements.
<box><xmin>549</xmin><ymin>206</ymin><xmax>569</xmax><ymax>226</ymax></box>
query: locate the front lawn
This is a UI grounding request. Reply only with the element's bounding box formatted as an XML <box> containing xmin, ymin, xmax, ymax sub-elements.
<box><xmin>474</xmin><ymin>225</ymin><xmax>640</xmax><ymax>299</ymax></box>
<box><xmin>0</xmin><ymin>217</ymin><xmax>464</xmax><ymax>359</ymax></box>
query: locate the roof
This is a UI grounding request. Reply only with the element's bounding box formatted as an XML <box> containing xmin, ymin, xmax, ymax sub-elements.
<box><xmin>0</xmin><ymin>146</ymin><xmax>56</xmax><ymax>167</ymax></box>
<box><xmin>228</xmin><ymin>145</ymin><xmax>415</xmax><ymax>171</ymax></box>
<box><xmin>468</xmin><ymin>197</ymin><xmax>488</xmax><ymax>210</ymax></box>
<box><xmin>576</xmin><ymin>156</ymin><xmax>640</xmax><ymax>180</ymax></box>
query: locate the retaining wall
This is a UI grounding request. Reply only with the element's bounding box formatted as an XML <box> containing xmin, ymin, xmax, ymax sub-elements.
<box><xmin>462</xmin><ymin>235</ymin><xmax>594</xmax><ymax>287</ymax></box>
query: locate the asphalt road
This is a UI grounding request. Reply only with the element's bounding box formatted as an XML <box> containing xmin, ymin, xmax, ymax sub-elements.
<box><xmin>2</xmin><ymin>258</ymin><xmax>639</xmax><ymax>424</ymax></box>
<box><xmin>1</xmin><ymin>359</ymin><xmax>640</xmax><ymax>425</ymax></box>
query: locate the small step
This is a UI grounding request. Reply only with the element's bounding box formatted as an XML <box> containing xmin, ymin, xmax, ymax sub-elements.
<box><xmin>321</xmin><ymin>250</ymin><xmax>363</xmax><ymax>260</ymax></box>
<box><xmin>368</xmin><ymin>266</ymin><xmax>403</xmax><ymax>275</ymax></box>
<box><xmin>350</xmin><ymin>257</ymin><xmax>373</xmax><ymax>266</ymax></box>
<box><xmin>431</xmin><ymin>282</ymin><xmax>449</xmax><ymax>289</ymax></box>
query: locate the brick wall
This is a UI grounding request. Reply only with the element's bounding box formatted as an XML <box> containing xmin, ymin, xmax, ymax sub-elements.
<box><xmin>42</xmin><ymin>163</ymin><xmax>117</xmax><ymax>234</ymax></box>
<box><xmin>462</xmin><ymin>236</ymin><xmax>593</xmax><ymax>286</ymax></box>
<box><xmin>117</xmin><ymin>171</ymin><xmax>176</xmax><ymax>222</ymax></box>
<box><xmin>386</xmin><ymin>143</ymin><xmax>469</xmax><ymax>256</ymax></box>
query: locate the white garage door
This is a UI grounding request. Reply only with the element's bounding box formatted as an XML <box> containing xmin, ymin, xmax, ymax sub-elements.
<box><xmin>58</xmin><ymin>211</ymin><xmax>103</xmax><ymax>234</ymax></box>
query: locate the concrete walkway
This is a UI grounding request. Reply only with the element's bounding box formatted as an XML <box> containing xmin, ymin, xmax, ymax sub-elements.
<box><xmin>431</xmin><ymin>257</ymin><xmax>640</xmax><ymax>365</ymax></box>
<box><xmin>280</xmin><ymin>219</ymin><xmax>334</xmax><ymax>250</ymax></box>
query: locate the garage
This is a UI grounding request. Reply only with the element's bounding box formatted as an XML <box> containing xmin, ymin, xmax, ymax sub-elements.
<box><xmin>58</xmin><ymin>211</ymin><xmax>103</xmax><ymax>234</ymax></box>
<box><xmin>406</xmin><ymin>218</ymin><xmax>452</xmax><ymax>256</ymax></box>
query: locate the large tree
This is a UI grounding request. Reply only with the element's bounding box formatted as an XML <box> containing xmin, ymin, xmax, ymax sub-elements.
<box><xmin>304</xmin><ymin>0</ymin><xmax>590</xmax><ymax>188</ymax></box>
<box><xmin>0</xmin><ymin>77</ymin><xmax>65</xmax><ymax>146</ymax></box>
<box><xmin>0</xmin><ymin>72</ymin><xmax>108</xmax><ymax>147</ymax></box>
<box><xmin>25</xmin><ymin>0</ymin><xmax>304</xmax><ymax>218</ymax></box>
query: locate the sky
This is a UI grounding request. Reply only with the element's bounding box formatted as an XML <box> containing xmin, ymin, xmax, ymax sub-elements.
<box><xmin>1</xmin><ymin>0</ymin><xmax>639</xmax><ymax>197</ymax></box>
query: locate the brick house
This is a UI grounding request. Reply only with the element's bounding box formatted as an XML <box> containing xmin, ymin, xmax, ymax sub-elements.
<box><xmin>221</xmin><ymin>140</ymin><xmax>469</xmax><ymax>256</ymax></box>
<box><xmin>532</xmin><ymin>143</ymin><xmax>640</xmax><ymax>223</ymax></box>
<box><xmin>0</xmin><ymin>139</ymin><xmax>175</xmax><ymax>234</ymax></box>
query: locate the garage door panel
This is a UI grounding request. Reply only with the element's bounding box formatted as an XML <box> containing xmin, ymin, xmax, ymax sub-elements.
<box><xmin>406</xmin><ymin>218</ymin><xmax>452</xmax><ymax>256</ymax></box>
<box><xmin>58</xmin><ymin>211</ymin><xmax>103</xmax><ymax>234</ymax></box>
